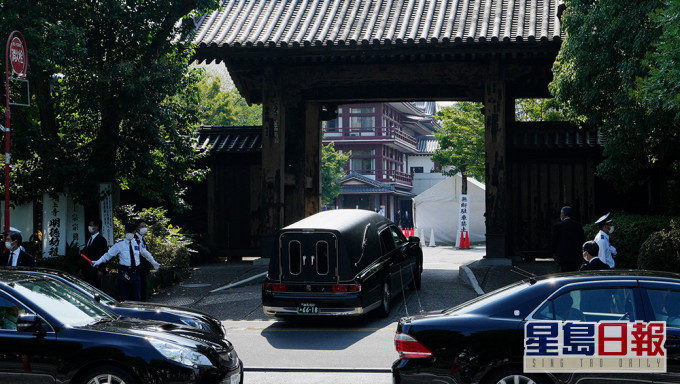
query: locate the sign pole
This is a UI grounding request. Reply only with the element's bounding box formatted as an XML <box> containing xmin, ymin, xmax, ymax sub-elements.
<box><xmin>4</xmin><ymin>31</ymin><xmax>28</xmax><ymax>234</ymax></box>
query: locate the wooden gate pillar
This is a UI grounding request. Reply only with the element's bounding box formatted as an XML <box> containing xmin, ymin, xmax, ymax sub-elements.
<box><xmin>484</xmin><ymin>63</ymin><xmax>511</xmax><ymax>262</ymax></box>
<box><xmin>261</xmin><ymin>72</ymin><xmax>322</xmax><ymax>256</ymax></box>
<box><xmin>261</xmin><ymin>70</ymin><xmax>285</xmax><ymax>257</ymax></box>
<box><xmin>281</xmin><ymin>100</ymin><xmax>322</xmax><ymax>225</ymax></box>
<box><xmin>304</xmin><ymin>102</ymin><xmax>322</xmax><ymax>217</ymax></box>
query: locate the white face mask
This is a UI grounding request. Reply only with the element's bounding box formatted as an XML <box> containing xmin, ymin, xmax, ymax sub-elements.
<box><xmin>139</xmin><ymin>227</ymin><xmax>147</xmax><ymax>236</ymax></box>
<box><xmin>125</xmin><ymin>233</ymin><xmax>135</xmax><ymax>241</ymax></box>
<box><xmin>88</xmin><ymin>226</ymin><xmax>95</xmax><ymax>234</ymax></box>
<box><xmin>4</xmin><ymin>241</ymin><xmax>12</xmax><ymax>249</ymax></box>
<box><xmin>609</xmin><ymin>226</ymin><xmax>615</xmax><ymax>234</ymax></box>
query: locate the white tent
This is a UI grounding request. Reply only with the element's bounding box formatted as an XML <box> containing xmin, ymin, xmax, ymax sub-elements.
<box><xmin>413</xmin><ymin>175</ymin><xmax>485</xmax><ymax>245</ymax></box>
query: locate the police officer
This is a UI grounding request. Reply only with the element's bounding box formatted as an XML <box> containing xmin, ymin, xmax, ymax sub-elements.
<box><xmin>594</xmin><ymin>212</ymin><xmax>617</xmax><ymax>268</ymax></box>
<box><xmin>92</xmin><ymin>222</ymin><xmax>160</xmax><ymax>301</ymax></box>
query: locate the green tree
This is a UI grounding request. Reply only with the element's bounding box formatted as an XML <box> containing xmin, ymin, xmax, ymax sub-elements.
<box><xmin>550</xmin><ymin>0</ymin><xmax>679</xmax><ymax>193</ymax></box>
<box><xmin>515</xmin><ymin>99</ymin><xmax>567</xmax><ymax>122</ymax></box>
<box><xmin>321</xmin><ymin>143</ymin><xmax>349</xmax><ymax>206</ymax></box>
<box><xmin>0</xmin><ymin>0</ymin><xmax>219</xmax><ymax>210</ymax></box>
<box><xmin>197</xmin><ymin>75</ymin><xmax>262</xmax><ymax>126</ymax></box>
<box><xmin>636</xmin><ymin>0</ymin><xmax>680</xmax><ymax>121</ymax></box>
<box><xmin>432</xmin><ymin>103</ymin><xmax>485</xmax><ymax>194</ymax></box>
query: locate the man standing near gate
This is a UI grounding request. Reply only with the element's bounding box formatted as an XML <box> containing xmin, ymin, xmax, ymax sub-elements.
<box><xmin>551</xmin><ymin>206</ymin><xmax>586</xmax><ymax>272</ymax></box>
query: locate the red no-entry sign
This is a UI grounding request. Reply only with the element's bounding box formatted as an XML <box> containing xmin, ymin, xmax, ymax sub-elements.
<box><xmin>9</xmin><ymin>36</ymin><xmax>26</xmax><ymax>78</ymax></box>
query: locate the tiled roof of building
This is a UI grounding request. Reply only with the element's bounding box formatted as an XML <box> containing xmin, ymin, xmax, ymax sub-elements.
<box><xmin>194</xmin><ymin>0</ymin><xmax>564</xmax><ymax>50</ymax></box>
<box><xmin>417</xmin><ymin>135</ymin><xmax>440</xmax><ymax>154</ymax></box>
<box><xmin>197</xmin><ymin>126</ymin><xmax>262</xmax><ymax>153</ymax></box>
<box><xmin>341</xmin><ymin>171</ymin><xmax>415</xmax><ymax>196</ymax></box>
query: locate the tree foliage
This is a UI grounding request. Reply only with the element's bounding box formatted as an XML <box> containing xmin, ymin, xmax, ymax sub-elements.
<box><xmin>551</xmin><ymin>0</ymin><xmax>679</xmax><ymax>192</ymax></box>
<box><xmin>321</xmin><ymin>142</ymin><xmax>349</xmax><ymax>206</ymax></box>
<box><xmin>515</xmin><ymin>99</ymin><xmax>567</xmax><ymax>122</ymax></box>
<box><xmin>197</xmin><ymin>75</ymin><xmax>262</xmax><ymax>126</ymax></box>
<box><xmin>0</xmin><ymin>0</ymin><xmax>220</xmax><ymax>210</ymax></box>
<box><xmin>432</xmin><ymin>103</ymin><xmax>485</xmax><ymax>193</ymax></box>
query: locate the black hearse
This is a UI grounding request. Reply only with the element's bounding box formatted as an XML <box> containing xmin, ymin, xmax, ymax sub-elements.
<box><xmin>262</xmin><ymin>209</ymin><xmax>423</xmax><ymax>317</ymax></box>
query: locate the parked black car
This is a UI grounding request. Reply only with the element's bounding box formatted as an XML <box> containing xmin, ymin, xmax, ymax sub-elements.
<box><xmin>0</xmin><ymin>270</ymin><xmax>243</xmax><ymax>384</ymax></box>
<box><xmin>263</xmin><ymin>209</ymin><xmax>423</xmax><ymax>317</ymax></box>
<box><xmin>393</xmin><ymin>270</ymin><xmax>680</xmax><ymax>384</ymax></box>
<box><xmin>14</xmin><ymin>267</ymin><xmax>225</xmax><ymax>336</ymax></box>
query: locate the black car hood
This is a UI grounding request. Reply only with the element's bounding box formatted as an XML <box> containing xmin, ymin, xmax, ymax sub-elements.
<box><xmin>115</xmin><ymin>301</ymin><xmax>214</xmax><ymax>320</ymax></box>
<box><xmin>85</xmin><ymin>317</ymin><xmax>231</xmax><ymax>351</ymax></box>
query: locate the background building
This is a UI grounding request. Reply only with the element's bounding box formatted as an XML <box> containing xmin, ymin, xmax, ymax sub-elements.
<box><xmin>322</xmin><ymin>102</ymin><xmax>440</xmax><ymax>223</ymax></box>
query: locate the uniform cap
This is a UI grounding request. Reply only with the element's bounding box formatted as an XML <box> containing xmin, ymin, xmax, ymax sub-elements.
<box><xmin>595</xmin><ymin>212</ymin><xmax>613</xmax><ymax>225</ymax></box>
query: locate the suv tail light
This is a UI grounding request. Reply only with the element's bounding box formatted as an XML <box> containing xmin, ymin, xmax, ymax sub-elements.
<box><xmin>264</xmin><ymin>283</ymin><xmax>286</xmax><ymax>292</ymax></box>
<box><xmin>332</xmin><ymin>284</ymin><xmax>361</xmax><ymax>293</ymax></box>
<box><xmin>395</xmin><ymin>333</ymin><xmax>433</xmax><ymax>359</ymax></box>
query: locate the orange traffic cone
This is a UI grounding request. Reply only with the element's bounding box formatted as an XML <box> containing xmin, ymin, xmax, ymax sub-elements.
<box><xmin>464</xmin><ymin>231</ymin><xmax>471</xmax><ymax>248</ymax></box>
<box><xmin>458</xmin><ymin>231</ymin><xmax>465</xmax><ymax>249</ymax></box>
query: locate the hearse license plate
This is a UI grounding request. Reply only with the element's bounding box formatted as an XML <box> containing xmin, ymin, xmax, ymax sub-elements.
<box><xmin>297</xmin><ymin>303</ymin><xmax>319</xmax><ymax>315</ymax></box>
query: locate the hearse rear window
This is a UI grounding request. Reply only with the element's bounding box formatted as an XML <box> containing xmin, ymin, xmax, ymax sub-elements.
<box><xmin>316</xmin><ymin>241</ymin><xmax>329</xmax><ymax>275</ymax></box>
<box><xmin>289</xmin><ymin>241</ymin><xmax>302</xmax><ymax>275</ymax></box>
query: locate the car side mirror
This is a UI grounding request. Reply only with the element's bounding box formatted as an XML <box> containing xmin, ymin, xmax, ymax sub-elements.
<box><xmin>94</xmin><ymin>294</ymin><xmax>101</xmax><ymax>303</ymax></box>
<box><xmin>17</xmin><ymin>314</ymin><xmax>44</xmax><ymax>335</ymax></box>
<box><xmin>408</xmin><ymin>236</ymin><xmax>420</xmax><ymax>245</ymax></box>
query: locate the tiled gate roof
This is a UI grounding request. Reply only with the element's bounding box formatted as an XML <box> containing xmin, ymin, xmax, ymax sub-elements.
<box><xmin>194</xmin><ymin>0</ymin><xmax>565</xmax><ymax>49</ymax></box>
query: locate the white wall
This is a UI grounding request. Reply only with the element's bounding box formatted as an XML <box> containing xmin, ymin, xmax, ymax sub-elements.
<box><xmin>411</xmin><ymin>171</ymin><xmax>446</xmax><ymax>195</ymax></box>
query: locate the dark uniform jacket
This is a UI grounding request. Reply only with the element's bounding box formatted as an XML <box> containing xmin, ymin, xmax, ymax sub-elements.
<box><xmin>81</xmin><ymin>233</ymin><xmax>109</xmax><ymax>288</ymax></box>
<box><xmin>1</xmin><ymin>249</ymin><xmax>35</xmax><ymax>267</ymax></box>
<box><xmin>552</xmin><ymin>218</ymin><xmax>586</xmax><ymax>271</ymax></box>
<box><xmin>580</xmin><ymin>257</ymin><xmax>611</xmax><ymax>271</ymax></box>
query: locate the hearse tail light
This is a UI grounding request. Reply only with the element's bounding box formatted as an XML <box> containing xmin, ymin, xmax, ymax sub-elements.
<box><xmin>264</xmin><ymin>283</ymin><xmax>287</xmax><ymax>292</ymax></box>
<box><xmin>395</xmin><ymin>333</ymin><xmax>433</xmax><ymax>359</ymax></box>
<box><xmin>332</xmin><ymin>284</ymin><xmax>361</xmax><ymax>293</ymax></box>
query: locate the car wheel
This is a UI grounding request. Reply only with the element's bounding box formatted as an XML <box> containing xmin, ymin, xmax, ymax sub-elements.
<box><xmin>484</xmin><ymin>368</ymin><xmax>550</xmax><ymax>384</ymax></box>
<box><xmin>79</xmin><ymin>365</ymin><xmax>139</xmax><ymax>384</ymax></box>
<box><xmin>376</xmin><ymin>280</ymin><xmax>391</xmax><ymax>318</ymax></box>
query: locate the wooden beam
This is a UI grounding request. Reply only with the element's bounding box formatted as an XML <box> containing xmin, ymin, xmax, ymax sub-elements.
<box><xmin>260</xmin><ymin>69</ymin><xmax>284</xmax><ymax>257</ymax></box>
<box><xmin>484</xmin><ymin>61</ymin><xmax>510</xmax><ymax>259</ymax></box>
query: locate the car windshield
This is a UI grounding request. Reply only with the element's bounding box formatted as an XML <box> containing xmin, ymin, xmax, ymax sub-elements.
<box><xmin>57</xmin><ymin>273</ymin><xmax>118</xmax><ymax>306</ymax></box>
<box><xmin>443</xmin><ymin>280</ymin><xmax>530</xmax><ymax>315</ymax></box>
<box><xmin>12</xmin><ymin>277</ymin><xmax>115</xmax><ymax>326</ymax></box>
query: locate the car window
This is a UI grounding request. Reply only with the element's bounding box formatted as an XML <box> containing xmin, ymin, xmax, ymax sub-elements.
<box><xmin>389</xmin><ymin>226</ymin><xmax>407</xmax><ymax>247</ymax></box>
<box><xmin>0</xmin><ymin>296</ymin><xmax>26</xmax><ymax>331</ymax></box>
<box><xmin>535</xmin><ymin>287</ymin><xmax>638</xmax><ymax>322</ymax></box>
<box><xmin>534</xmin><ymin>292</ymin><xmax>585</xmax><ymax>321</ymax></box>
<box><xmin>645</xmin><ymin>288</ymin><xmax>680</xmax><ymax>327</ymax></box>
<box><xmin>12</xmin><ymin>277</ymin><xmax>115</xmax><ymax>326</ymax></box>
<box><xmin>56</xmin><ymin>273</ymin><xmax>118</xmax><ymax>305</ymax></box>
<box><xmin>379</xmin><ymin>228</ymin><xmax>396</xmax><ymax>254</ymax></box>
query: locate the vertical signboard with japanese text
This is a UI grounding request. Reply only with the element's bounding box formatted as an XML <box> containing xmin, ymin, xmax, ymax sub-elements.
<box><xmin>43</xmin><ymin>193</ymin><xmax>66</xmax><ymax>258</ymax></box>
<box><xmin>455</xmin><ymin>194</ymin><xmax>470</xmax><ymax>248</ymax></box>
<box><xmin>66</xmin><ymin>197</ymin><xmax>84</xmax><ymax>248</ymax></box>
<box><xmin>99</xmin><ymin>183</ymin><xmax>114</xmax><ymax>246</ymax></box>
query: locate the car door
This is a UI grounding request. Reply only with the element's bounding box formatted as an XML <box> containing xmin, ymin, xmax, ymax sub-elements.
<box><xmin>0</xmin><ymin>292</ymin><xmax>58</xmax><ymax>384</ymax></box>
<box><xmin>378</xmin><ymin>227</ymin><xmax>404</xmax><ymax>294</ymax></box>
<box><xmin>529</xmin><ymin>280</ymin><xmax>653</xmax><ymax>384</ymax></box>
<box><xmin>388</xmin><ymin>225</ymin><xmax>416</xmax><ymax>285</ymax></box>
<box><xmin>638</xmin><ymin>281</ymin><xmax>680</xmax><ymax>383</ymax></box>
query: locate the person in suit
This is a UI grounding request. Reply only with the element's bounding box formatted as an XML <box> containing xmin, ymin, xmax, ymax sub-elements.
<box><xmin>580</xmin><ymin>240</ymin><xmax>610</xmax><ymax>271</ymax></box>
<box><xmin>1</xmin><ymin>231</ymin><xmax>35</xmax><ymax>267</ymax></box>
<box><xmin>551</xmin><ymin>206</ymin><xmax>586</xmax><ymax>272</ymax></box>
<box><xmin>81</xmin><ymin>218</ymin><xmax>109</xmax><ymax>288</ymax></box>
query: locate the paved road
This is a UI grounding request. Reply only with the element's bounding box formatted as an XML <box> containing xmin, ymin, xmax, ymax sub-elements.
<box><xmin>151</xmin><ymin>245</ymin><xmax>487</xmax><ymax>383</ymax></box>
